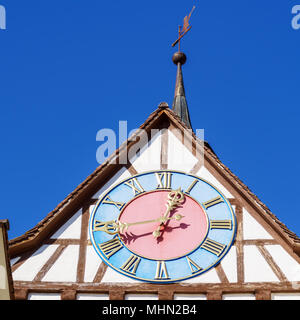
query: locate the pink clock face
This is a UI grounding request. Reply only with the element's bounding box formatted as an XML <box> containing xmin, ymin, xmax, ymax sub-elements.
<box><xmin>118</xmin><ymin>190</ymin><xmax>209</xmax><ymax>260</ymax></box>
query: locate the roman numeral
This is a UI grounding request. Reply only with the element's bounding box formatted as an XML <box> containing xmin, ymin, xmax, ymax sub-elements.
<box><xmin>202</xmin><ymin>196</ymin><xmax>224</xmax><ymax>209</ymax></box>
<box><xmin>93</xmin><ymin>220</ymin><xmax>118</xmax><ymax>234</ymax></box>
<box><xmin>186</xmin><ymin>256</ymin><xmax>202</xmax><ymax>274</ymax></box>
<box><xmin>201</xmin><ymin>238</ymin><xmax>226</xmax><ymax>256</ymax></box>
<box><xmin>102</xmin><ymin>196</ymin><xmax>125</xmax><ymax>210</ymax></box>
<box><xmin>121</xmin><ymin>255</ymin><xmax>141</xmax><ymax>275</ymax></box>
<box><xmin>185</xmin><ymin>179</ymin><xmax>198</xmax><ymax>194</ymax></box>
<box><xmin>155</xmin><ymin>261</ymin><xmax>169</xmax><ymax>280</ymax></box>
<box><xmin>210</xmin><ymin>220</ymin><xmax>232</xmax><ymax>230</ymax></box>
<box><xmin>124</xmin><ymin>178</ymin><xmax>145</xmax><ymax>196</ymax></box>
<box><xmin>99</xmin><ymin>237</ymin><xmax>123</xmax><ymax>259</ymax></box>
<box><xmin>155</xmin><ymin>172</ymin><xmax>172</xmax><ymax>189</ymax></box>
<box><xmin>93</xmin><ymin>220</ymin><xmax>106</xmax><ymax>232</ymax></box>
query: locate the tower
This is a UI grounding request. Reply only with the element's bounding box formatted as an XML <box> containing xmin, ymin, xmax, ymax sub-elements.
<box><xmin>7</xmin><ymin>8</ymin><xmax>300</xmax><ymax>301</ymax></box>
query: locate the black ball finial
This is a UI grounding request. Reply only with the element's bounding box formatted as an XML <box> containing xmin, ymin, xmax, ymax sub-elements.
<box><xmin>172</xmin><ymin>52</ymin><xmax>187</xmax><ymax>65</ymax></box>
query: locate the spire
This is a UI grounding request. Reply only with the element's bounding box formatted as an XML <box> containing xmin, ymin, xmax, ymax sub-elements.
<box><xmin>170</xmin><ymin>6</ymin><xmax>195</xmax><ymax>130</ymax></box>
<box><xmin>172</xmin><ymin>51</ymin><xmax>192</xmax><ymax>129</ymax></box>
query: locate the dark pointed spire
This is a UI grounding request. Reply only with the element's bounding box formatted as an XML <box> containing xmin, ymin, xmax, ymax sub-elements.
<box><xmin>172</xmin><ymin>51</ymin><xmax>192</xmax><ymax>129</ymax></box>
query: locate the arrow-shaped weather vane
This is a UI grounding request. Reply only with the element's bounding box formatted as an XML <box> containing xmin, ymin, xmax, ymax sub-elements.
<box><xmin>172</xmin><ymin>6</ymin><xmax>196</xmax><ymax>51</ymax></box>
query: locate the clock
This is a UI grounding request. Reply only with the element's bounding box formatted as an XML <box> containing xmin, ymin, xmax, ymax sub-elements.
<box><xmin>89</xmin><ymin>170</ymin><xmax>236</xmax><ymax>283</ymax></box>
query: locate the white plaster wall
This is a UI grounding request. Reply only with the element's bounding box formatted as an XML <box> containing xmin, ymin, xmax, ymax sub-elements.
<box><xmin>222</xmin><ymin>294</ymin><xmax>256</xmax><ymax>300</ymax></box>
<box><xmin>244</xmin><ymin>245</ymin><xmax>279</xmax><ymax>282</ymax></box>
<box><xmin>265</xmin><ymin>245</ymin><xmax>300</xmax><ymax>281</ymax></box>
<box><xmin>101</xmin><ymin>267</ymin><xmax>139</xmax><ymax>283</ymax></box>
<box><xmin>28</xmin><ymin>293</ymin><xmax>61</xmax><ymax>300</ymax></box>
<box><xmin>125</xmin><ymin>293</ymin><xmax>158</xmax><ymax>300</ymax></box>
<box><xmin>221</xmin><ymin>246</ymin><xmax>237</xmax><ymax>283</ymax></box>
<box><xmin>84</xmin><ymin>246</ymin><xmax>102</xmax><ymax>282</ymax></box>
<box><xmin>173</xmin><ymin>293</ymin><xmax>206</xmax><ymax>300</ymax></box>
<box><xmin>243</xmin><ymin>208</ymin><xmax>273</xmax><ymax>240</ymax></box>
<box><xmin>76</xmin><ymin>293</ymin><xmax>109</xmax><ymax>300</ymax></box>
<box><xmin>129</xmin><ymin>130</ymin><xmax>161</xmax><ymax>172</ymax></box>
<box><xmin>196</xmin><ymin>166</ymin><xmax>233</xmax><ymax>198</ymax></box>
<box><xmin>87</xmin><ymin>205</ymin><xmax>96</xmax><ymax>240</ymax></box>
<box><xmin>271</xmin><ymin>293</ymin><xmax>300</xmax><ymax>300</ymax></box>
<box><xmin>42</xmin><ymin>245</ymin><xmax>80</xmax><ymax>282</ymax></box>
<box><xmin>92</xmin><ymin>167</ymin><xmax>131</xmax><ymax>199</ymax></box>
<box><xmin>50</xmin><ymin>209</ymin><xmax>82</xmax><ymax>239</ymax></box>
<box><xmin>167</xmin><ymin>130</ymin><xmax>198</xmax><ymax>172</ymax></box>
<box><xmin>183</xmin><ymin>268</ymin><xmax>220</xmax><ymax>283</ymax></box>
<box><xmin>12</xmin><ymin>245</ymin><xmax>59</xmax><ymax>281</ymax></box>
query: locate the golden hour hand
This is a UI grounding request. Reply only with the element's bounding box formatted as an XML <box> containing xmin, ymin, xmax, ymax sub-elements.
<box><xmin>153</xmin><ymin>188</ymin><xmax>185</xmax><ymax>238</ymax></box>
<box><xmin>94</xmin><ymin>214</ymin><xmax>185</xmax><ymax>235</ymax></box>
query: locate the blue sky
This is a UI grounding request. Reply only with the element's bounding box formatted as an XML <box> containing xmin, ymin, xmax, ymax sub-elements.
<box><xmin>1</xmin><ymin>1</ymin><xmax>300</xmax><ymax>239</ymax></box>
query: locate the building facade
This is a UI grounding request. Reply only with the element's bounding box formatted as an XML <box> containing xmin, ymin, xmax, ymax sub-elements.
<box><xmin>8</xmin><ymin>52</ymin><xmax>300</xmax><ymax>301</ymax></box>
<box><xmin>0</xmin><ymin>220</ymin><xmax>14</xmax><ymax>300</ymax></box>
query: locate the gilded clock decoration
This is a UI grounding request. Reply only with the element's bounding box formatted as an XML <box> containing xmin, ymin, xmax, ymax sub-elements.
<box><xmin>89</xmin><ymin>170</ymin><xmax>237</xmax><ymax>283</ymax></box>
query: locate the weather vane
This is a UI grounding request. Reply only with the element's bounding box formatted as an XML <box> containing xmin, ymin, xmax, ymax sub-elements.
<box><xmin>171</xmin><ymin>6</ymin><xmax>196</xmax><ymax>52</ymax></box>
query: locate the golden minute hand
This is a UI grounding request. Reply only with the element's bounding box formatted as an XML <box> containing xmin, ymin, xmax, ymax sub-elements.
<box><xmin>153</xmin><ymin>188</ymin><xmax>185</xmax><ymax>238</ymax></box>
<box><xmin>94</xmin><ymin>214</ymin><xmax>185</xmax><ymax>235</ymax></box>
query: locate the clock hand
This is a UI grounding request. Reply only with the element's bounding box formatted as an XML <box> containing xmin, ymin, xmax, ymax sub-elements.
<box><xmin>153</xmin><ymin>188</ymin><xmax>185</xmax><ymax>238</ymax></box>
<box><xmin>95</xmin><ymin>214</ymin><xmax>185</xmax><ymax>235</ymax></box>
<box><xmin>163</xmin><ymin>188</ymin><xmax>185</xmax><ymax>222</ymax></box>
<box><xmin>123</xmin><ymin>214</ymin><xmax>184</xmax><ymax>231</ymax></box>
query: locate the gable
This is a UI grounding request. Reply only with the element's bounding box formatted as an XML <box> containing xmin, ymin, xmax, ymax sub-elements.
<box><xmin>243</xmin><ymin>208</ymin><xmax>273</xmax><ymax>240</ymax></box>
<box><xmin>9</xmin><ymin>106</ymin><xmax>300</xmax><ymax>300</ymax></box>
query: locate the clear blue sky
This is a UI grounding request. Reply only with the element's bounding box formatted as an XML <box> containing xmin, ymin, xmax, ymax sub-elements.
<box><xmin>1</xmin><ymin>1</ymin><xmax>300</xmax><ymax>240</ymax></box>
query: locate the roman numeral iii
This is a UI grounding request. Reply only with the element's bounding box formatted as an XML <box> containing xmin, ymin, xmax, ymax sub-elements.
<box><xmin>210</xmin><ymin>220</ymin><xmax>232</xmax><ymax>230</ymax></box>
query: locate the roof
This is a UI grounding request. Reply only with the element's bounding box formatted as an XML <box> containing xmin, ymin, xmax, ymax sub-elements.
<box><xmin>9</xmin><ymin>105</ymin><xmax>300</xmax><ymax>258</ymax></box>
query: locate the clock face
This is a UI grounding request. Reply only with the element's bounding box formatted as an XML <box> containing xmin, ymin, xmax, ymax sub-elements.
<box><xmin>89</xmin><ymin>170</ymin><xmax>236</xmax><ymax>283</ymax></box>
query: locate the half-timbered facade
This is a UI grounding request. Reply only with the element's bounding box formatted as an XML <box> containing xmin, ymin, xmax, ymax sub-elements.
<box><xmin>8</xmin><ymin>104</ymin><xmax>300</xmax><ymax>300</ymax></box>
<box><xmin>8</xmin><ymin>49</ymin><xmax>300</xmax><ymax>300</ymax></box>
